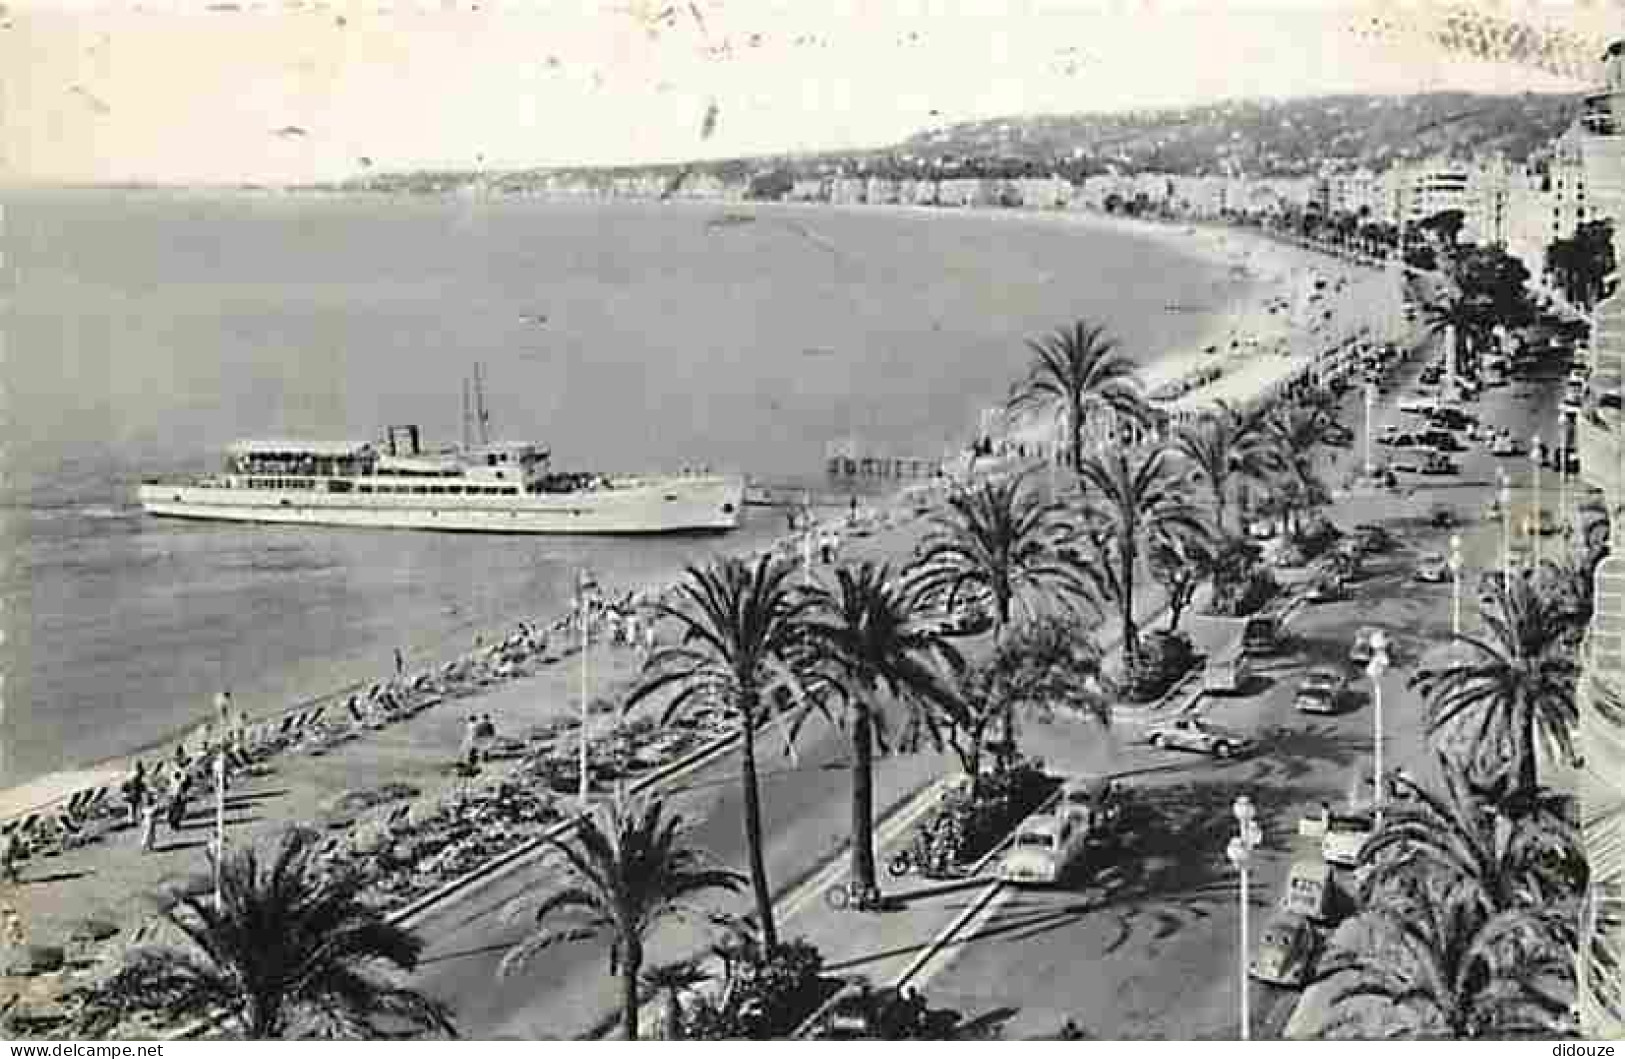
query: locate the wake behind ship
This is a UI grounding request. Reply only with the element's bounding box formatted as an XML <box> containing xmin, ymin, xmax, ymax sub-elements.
<box><xmin>138</xmin><ymin>423</ymin><xmax>745</xmax><ymax>535</ymax></box>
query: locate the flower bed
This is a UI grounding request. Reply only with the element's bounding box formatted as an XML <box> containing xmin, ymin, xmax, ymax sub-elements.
<box><xmin>902</xmin><ymin>760</ymin><xmax>1056</xmax><ymax>874</ymax></box>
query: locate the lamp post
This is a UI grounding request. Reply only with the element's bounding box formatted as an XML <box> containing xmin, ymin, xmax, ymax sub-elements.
<box><xmin>1560</xmin><ymin>412</ymin><xmax>1573</xmax><ymax>536</ymax></box>
<box><xmin>1498</xmin><ymin>468</ymin><xmax>1513</xmax><ymax>588</ymax></box>
<box><xmin>1226</xmin><ymin>794</ymin><xmax>1263</xmax><ymax>1041</ymax></box>
<box><xmin>577</xmin><ymin>570</ymin><xmax>596</xmax><ymax>808</ymax></box>
<box><xmin>1532</xmin><ymin>433</ymin><xmax>1543</xmax><ymax>570</ymax></box>
<box><xmin>1366</xmin><ymin>633</ymin><xmax>1391</xmax><ymax>822</ymax></box>
<box><xmin>1363</xmin><ymin>382</ymin><xmax>1377</xmax><ymax>477</ymax></box>
<box><xmin>213</xmin><ymin>745</ymin><xmax>227</xmax><ymax>909</ymax></box>
<box><xmin>1449</xmin><ymin>534</ymin><xmax>1464</xmax><ymax>637</ymax></box>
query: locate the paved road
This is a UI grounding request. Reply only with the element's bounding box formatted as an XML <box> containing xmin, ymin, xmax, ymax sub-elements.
<box><xmin>906</xmin><ymin>326</ymin><xmax>1582</xmax><ymax>1039</ymax></box>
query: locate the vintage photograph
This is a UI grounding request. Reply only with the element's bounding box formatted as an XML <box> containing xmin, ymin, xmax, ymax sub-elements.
<box><xmin>0</xmin><ymin>0</ymin><xmax>1621</xmax><ymax>1042</ymax></box>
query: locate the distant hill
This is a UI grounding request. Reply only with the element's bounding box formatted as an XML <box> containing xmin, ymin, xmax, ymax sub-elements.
<box><xmin>341</xmin><ymin>91</ymin><xmax>1585</xmax><ymax>192</ymax></box>
<box><xmin>897</xmin><ymin>92</ymin><xmax>1581</xmax><ymax>176</ymax></box>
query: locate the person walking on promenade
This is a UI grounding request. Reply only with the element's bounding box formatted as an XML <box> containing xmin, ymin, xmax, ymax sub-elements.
<box><xmin>140</xmin><ymin>799</ymin><xmax>161</xmax><ymax>853</ymax></box>
<box><xmin>165</xmin><ymin>768</ymin><xmax>190</xmax><ymax>834</ymax></box>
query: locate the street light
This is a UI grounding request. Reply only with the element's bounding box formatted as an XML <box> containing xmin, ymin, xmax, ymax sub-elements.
<box><xmin>1226</xmin><ymin>794</ymin><xmax>1263</xmax><ymax>1042</ymax></box>
<box><xmin>1366</xmin><ymin>633</ymin><xmax>1391</xmax><ymax>822</ymax></box>
<box><xmin>1532</xmin><ymin>433</ymin><xmax>1543</xmax><ymax>570</ymax></box>
<box><xmin>577</xmin><ymin>569</ymin><xmax>597</xmax><ymax>808</ymax></box>
<box><xmin>1498</xmin><ymin>467</ymin><xmax>1513</xmax><ymax>588</ymax></box>
<box><xmin>1449</xmin><ymin>534</ymin><xmax>1464</xmax><ymax>637</ymax></box>
<box><xmin>1363</xmin><ymin>383</ymin><xmax>1377</xmax><ymax>477</ymax></box>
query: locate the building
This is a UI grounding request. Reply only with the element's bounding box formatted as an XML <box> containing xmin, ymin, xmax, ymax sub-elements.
<box><xmin>1570</xmin><ymin>39</ymin><xmax>1625</xmax><ymax>1041</ymax></box>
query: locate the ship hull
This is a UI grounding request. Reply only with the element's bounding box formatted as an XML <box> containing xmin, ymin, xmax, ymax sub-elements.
<box><xmin>137</xmin><ymin>476</ymin><xmax>745</xmax><ymax>534</ymax></box>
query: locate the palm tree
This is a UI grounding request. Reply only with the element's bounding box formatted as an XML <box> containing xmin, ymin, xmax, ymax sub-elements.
<box><xmin>1422</xmin><ymin>288</ymin><xmax>1489</xmax><ymax>375</ymax></box>
<box><xmin>911</xmin><ymin>474</ymin><xmax>1098</xmax><ymax>639</ymax></box>
<box><xmin>627</xmin><ymin>554</ymin><xmax>814</xmax><ymax>951</ymax></box>
<box><xmin>923</xmin><ymin>612</ymin><xmax>1112</xmax><ymax>796</ymax></box>
<box><xmin>799</xmin><ymin>562</ymin><xmax>958</xmax><ymax>895</ymax></box>
<box><xmin>1265</xmin><ymin>404</ymin><xmax>1345</xmax><ymax>536</ymax></box>
<box><xmin>1412</xmin><ymin>574</ymin><xmax>1580</xmax><ymax>800</ymax></box>
<box><xmin>1006</xmin><ymin>319</ymin><xmax>1143</xmax><ymax>473</ymax></box>
<box><xmin>1075</xmin><ymin>447</ymin><xmax>1207</xmax><ymax>673</ymax></box>
<box><xmin>1358</xmin><ymin>762</ymin><xmax>1585</xmax><ymax>920</ymax></box>
<box><xmin>1170</xmin><ymin>401</ymin><xmax>1275</xmax><ymax>534</ymax></box>
<box><xmin>1316</xmin><ymin>896</ymin><xmax>1576</xmax><ymax>1038</ymax></box>
<box><xmin>500</xmin><ymin>796</ymin><xmax>742</xmax><ymax>1040</ymax></box>
<box><xmin>76</xmin><ymin>827</ymin><xmax>454</xmax><ymax>1040</ymax></box>
<box><xmin>641</xmin><ymin>960</ymin><xmax>710</xmax><ymax>1040</ymax></box>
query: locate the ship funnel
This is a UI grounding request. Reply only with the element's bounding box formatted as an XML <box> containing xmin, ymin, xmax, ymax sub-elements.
<box><xmin>386</xmin><ymin>425</ymin><xmax>421</xmax><ymax>456</ymax></box>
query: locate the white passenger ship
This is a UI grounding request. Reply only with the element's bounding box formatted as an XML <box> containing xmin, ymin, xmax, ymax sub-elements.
<box><xmin>141</xmin><ymin>368</ymin><xmax>744</xmax><ymax>535</ymax></box>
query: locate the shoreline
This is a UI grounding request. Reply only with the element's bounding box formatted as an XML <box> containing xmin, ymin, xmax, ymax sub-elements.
<box><xmin>0</xmin><ymin>205</ymin><xmax>1390</xmax><ymax>819</ymax></box>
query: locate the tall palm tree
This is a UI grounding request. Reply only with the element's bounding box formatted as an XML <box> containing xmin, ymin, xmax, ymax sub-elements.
<box><xmin>76</xmin><ymin>828</ymin><xmax>454</xmax><ymax>1040</ymax></box>
<box><xmin>911</xmin><ymin>474</ymin><xmax>1098</xmax><ymax>639</ymax></box>
<box><xmin>1412</xmin><ymin>574</ymin><xmax>1581</xmax><ymax>800</ymax></box>
<box><xmin>1075</xmin><ymin>447</ymin><xmax>1207</xmax><ymax>672</ymax></box>
<box><xmin>500</xmin><ymin>796</ymin><xmax>743</xmax><ymax>1040</ymax></box>
<box><xmin>1006</xmin><ymin>319</ymin><xmax>1143</xmax><ymax>473</ymax></box>
<box><xmin>1422</xmin><ymin>288</ymin><xmax>1489</xmax><ymax>374</ymax></box>
<box><xmin>799</xmin><ymin>562</ymin><xmax>958</xmax><ymax>895</ymax></box>
<box><xmin>1171</xmin><ymin>401</ymin><xmax>1275</xmax><ymax>534</ymax></box>
<box><xmin>627</xmin><ymin>554</ymin><xmax>813</xmax><ymax>951</ymax></box>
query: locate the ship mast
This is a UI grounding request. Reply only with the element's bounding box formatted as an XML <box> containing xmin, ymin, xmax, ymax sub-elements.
<box><xmin>473</xmin><ymin>362</ymin><xmax>491</xmax><ymax>446</ymax></box>
<box><xmin>461</xmin><ymin>377</ymin><xmax>473</xmax><ymax>450</ymax></box>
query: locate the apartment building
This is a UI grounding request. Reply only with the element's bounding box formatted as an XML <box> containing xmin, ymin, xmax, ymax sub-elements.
<box><xmin>1571</xmin><ymin>39</ymin><xmax>1625</xmax><ymax>1041</ymax></box>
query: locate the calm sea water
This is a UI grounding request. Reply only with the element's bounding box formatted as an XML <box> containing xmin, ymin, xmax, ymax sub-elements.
<box><xmin>0</xmin><ymin>192</ymin><xmax>1239</xmax><ymax>787</ymax></box>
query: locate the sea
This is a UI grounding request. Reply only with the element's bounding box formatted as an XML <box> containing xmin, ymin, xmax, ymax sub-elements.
<box><xmin>0</xmin><ymin>192</ymin><xmax>1246</xmax><ymax>789</ymax></box>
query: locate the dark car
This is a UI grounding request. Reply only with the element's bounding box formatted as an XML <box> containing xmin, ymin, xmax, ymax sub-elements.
<box><xmin>1419</xmin><ymin>452</ymin><xmax>1458</xmax><ymax>475</ymax></box>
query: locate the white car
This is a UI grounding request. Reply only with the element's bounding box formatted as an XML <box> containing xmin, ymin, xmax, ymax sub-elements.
<box><xmin>1398</xmin><ymin>396</ymin><xmax>1439</xmax><ymax>415</ymax></box>
<box><xmin>1055</xmin><ymin>775</ymin><xmax>1126</xmax><ymax>840</ymax></box>
<box><xmin>999</xmin><ymin>813</ymin><xmax>1086</xmax><ymax>886</ymax></box>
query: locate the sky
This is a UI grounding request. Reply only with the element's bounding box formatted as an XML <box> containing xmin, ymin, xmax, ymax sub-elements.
<box><xmin>1</xmin><ymin>0</ymin><xmax>1618</xmax><ymax>186</ymax></box>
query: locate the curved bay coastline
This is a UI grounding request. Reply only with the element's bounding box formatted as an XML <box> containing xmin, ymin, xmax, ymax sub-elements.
<box><xmin>1</xmin><ymin>192</ymin><xmax>1320</xmax><ymax>803</ymax></box>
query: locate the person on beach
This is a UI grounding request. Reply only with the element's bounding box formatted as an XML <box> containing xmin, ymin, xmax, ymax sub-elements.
<box><xmin>346</xmin><ymin>695</ymin><xmax>365</xmax><ymax>725</ymax></box>
<box><xmin>475</xmin><ymin>714</ymin><xmax>495</xmax><ymax>742</ymax></box>
<box><xmin>140</xmin><ymin>798</ymin><xmax>161</xmax><ymax>852</ymax></box>
<box><xmin>123</xmin><ymin>760</ymin><xmax>148</xmax><ymax>828</ymax></box>
<box><xmin>394</xmin><ymin>646</ymin><xmax>405</xmax><ymax>678</ymax></box>
<box><xmin>214</xmin><ymin>689</ymin><xmax>232</xmax><ymax>732</ymax></box>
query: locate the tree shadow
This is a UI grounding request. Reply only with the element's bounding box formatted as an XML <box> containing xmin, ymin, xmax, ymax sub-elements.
<box><xmin>23</xmin><ymin>870</ymin><xmax>89</xmax><ymax>885</ymax></box>
<box><xmin>953</xmin><ymin>780</ymin><xmax>1285</xmax><ymax>954</ymax></box>
<box><xmin>154</xmin><ymin>839</ymin><xmax>211</xmax><ymax>854</ymax></box>
<box><xmin>1238</xmin><ymin>722</ymin><xmax>1370</xmax><ymax>785</ymax></box>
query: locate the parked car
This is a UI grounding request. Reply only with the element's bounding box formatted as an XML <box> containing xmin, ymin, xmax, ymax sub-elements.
<box><xmin>1429</xmin><ymin>505</ymin><xmax>1458</xmax><ymax>528</ymax></box>
<box><xmin>1249</xmin><ymin>910</ymin><xmax>1323</xmax><ymax>988</ymax></box>
<box><xmin>999</xmin><ymin>813</ymin><xmax>1086</xmax><ymax>886</ymax></box>
<box><xmin>1321</xmin><ymin>811</ymin><xmax>1376</xmax><ymax>868</ymax></box>
<box><xmin>1304</xmin><ymin>576</ymin><xmax>1346</xmax><ymax>603</ymax></box>
<box><xmin>1491</xmin><ymin>436</ymin><xmax>1524</xmax><ymax>457</ymax></box>
<box><xmin>1419</xmin><ymin>452</ymin><xmax>1457</xmax><ymax>475</ymax></box>
<box><xmin>1419</xmin><ymin>430</ymin><xmax>1462</xmax><ymax>453</ymax></box>
<box><xmin>1377</xmin><ymin>432</ymin><xmax>1418</xmax><ymax>448</ymax></box>
<box><xmin>1280</xmin><ymin>857</ymin><xmax>1337</xmax><ymax>922</ymax></box>
<box><xmin>1351</xmin><ymin>524</ymin><xmax>1394</xmax><ymax>552</ymax></box>
<box><xmin>1056</xmin><ymin>775</ymin><xmax>1127</xmax><ymax>841</ymax></box>
<box><xmin>1145</xmin><ymin>717</ymin><xmax>1254</xmax><ymax>759</ymax></box>
<box><xmin>1399</xmin><ymin>395</ymin><xmax>1439</xmax><ymax>415</ymax></box>
<box><xmin>1294</xmin><ymin>667</ymin><xmax>1348</xmax><ymax>714</ymax></box>
<box><xmin>1414</xmin><ymin>552</ymin><xmax>1450</xmax><ymax>582</ymax></box>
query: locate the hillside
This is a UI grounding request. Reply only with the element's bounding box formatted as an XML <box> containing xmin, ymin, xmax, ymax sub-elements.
<box><xmin>899</xmin><ymin>92</ymin><xmax>1580</xmax><ymax>176</ymax></box>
